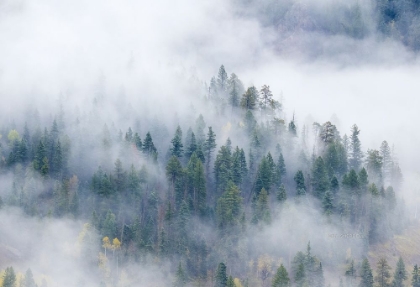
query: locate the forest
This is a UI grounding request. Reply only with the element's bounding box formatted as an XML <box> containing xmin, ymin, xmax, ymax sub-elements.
<box><xmin>0</xmin><ymin>64</ymin><xmax>416</xmax><ymax>287</ymax></box>
<box><xmin>1</xmin><ymin>0</ymin><xmax>420</xmax><ymax>286</ymax></box>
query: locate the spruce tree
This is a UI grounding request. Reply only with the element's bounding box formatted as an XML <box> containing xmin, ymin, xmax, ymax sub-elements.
<box><xmin>240</xmin><ymin>86</ymin><xmax>258</xmax><ymax>110</ymax></box>
<box><xmin>277</xmin><ymin>184</ymin><xmax>287</xmax><ymax>202</ymax></box>
<box><xmin>294</xmin><ymin>170</ymin><xmax>306</xmax><ymax>196</ymax></box>
<box><xmin>24</xmin><ymin>269</ymin><xmax>36</xmax><ymax>287</ymax></box>
<box><xmin>143</xmin><ymin>132</ymin><xmax>158</xmax><ymax>160</ymax></box>
<box><xmin>345</xmin><ymin>260</ymin><xmax>356</xmax><ymax>287</ymax></box>
<box><xmin>360</xmin><ymin>258</ymin><xmax>374</xmax><ymax>287</ymax></box>
<box><xmin>412</xmin><ymin>265</ymin><xmax>420</xmax><ymax>287</ymax></box>
<box><xmin>214</xmin><ymin>146</ymin><xmax>233</xmax><ymax>193</ymax></box>
<box><xmin>349</xmin><ymin>124</ymin><xmax>363</xmax><ymax>171</ymax></box>
<box><xmin>375</xmin><ymin>258</ymin><xmax>391</xmax><ymax>287</ymax></box>
<box><xmin>204</xmin><ymin>127</ymin><xmax>217</xmax><ymax>170</ymax></box>
<box><xmin>215</xmin><ymin>263</ymin><xmax>228</xmax><ymax>287</ymax></box>
<box><xmin>174</xmin><ymin>263</ymin><xmax>187</xmax><ymax>287</ymax></box>
<box><xmin>252</xmin><ymin>188</ymin><xmax>271</xmax><ymax>225</ymax></box>
<box><xmin>2</xmin><ymin>266</ymin><xmax>16</xmax><ymax>287</ymax></box>
<box><xmin>311</xmin><ymin>157</ymin><xmax>329</xmax><ymax>199</ymax></box>
<box><xmin>322</xmin><ymin>191</ymin><xmax>334</xmax><ymax>215</ymax></box>
<box><xmin>227</xmin><ymin>276</ymin><xmax>235</xmax><ymax>287</ymax></box>
<box><xmin>171</xmin><ymin>126</ymin><xmax>184</xmax><ymax>158</ymax></box>
<box><xmin>272</xmin><ymin>264</ymin><xmax>290</xmax><ymax>287</ymax></box>
<box><xmin>392</xmin><ymin>257</ymin><xmax>407</xmax><ymax>287</ymax></box>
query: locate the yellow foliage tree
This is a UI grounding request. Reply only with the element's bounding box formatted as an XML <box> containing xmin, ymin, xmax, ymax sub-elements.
<box><xmin>234</xmin><ymin>278</ymin><xmax>243</xmax><ymax>287</ymax></box>
<box><xmin>102</xmin><ymin>237</ymin><xmax>112</xmax><ymax>257</ymax></box>
<box><xmin>7</xmin><ymin>130</ymin><xmax>19</xmax><ymax>144</ymax></box>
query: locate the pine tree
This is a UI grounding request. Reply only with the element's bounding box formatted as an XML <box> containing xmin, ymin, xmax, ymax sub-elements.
<box><xmin>171</xmin><ymin>126</ymin><xmax>184</xmax><ymax>158</ymax></box>
<box><xmin>272</xmin><ymin>264</ymin><xmax>290</xmax><ymax>287</ymax></box>
<box><xmin>322</xmin><ymin>191</ymin><xmax>334</xmax><ymax>215</ymax></box>
<box><xmin>412</xmin><ymin>265</ymin><xmax>420</xmax><ymax>287</ymax></box>
<box><xmin>274</xmin><ymin>153</ymin><xmax>286</xmax><ymax>185</ymax></box>
<box><xmin>215</xmin><ymin>263</ymin><xmax>228</xmax><ymax>287</ymax></box>
<box><xmin>217</xmin><ymin>65</ymin><xmax>228</xmax><ymax>93</ymax></box>
<box><xmin>34</xmin><ymin>141</ymin><xmax>47</xmax><ymax>171</ymax></box>
<box><xmin>216</xmin><ymin>182</ymin><xmax>243</xmax><ymax>231</ymax></box>
<box><xmin>380</xmin><ymin>141</ymin><xmax>392</xmax><ymax>182</ymax></box>
<box><xmin>345</xmin><ymin>260</ymin><xmax>356</xmax><ymax>287</ymax></box>
<box><xmin>277</xmin><ymin>184</ymin><xmax>287</xmax><ymax>202</ymax></box>
<box><xmin>204</xmin><ymin>127</ymin><xmax>217</xmax><ymax>171</ymax></box>
<box><xmin>185</xmin><ymin>131</ymin><xmax>197</xmax><ymax>160</ymax></box>
<box><xmin>254</xmin><ymin>156</ymin><xmax>272</xmax><ymax>199</ymax></box>
<box><xmin>294</xmin><ymin>170</ymin><xmax>306</xmax><ymax>196</ymax></box>
<box><xmin>240</xmin><ymin>86</ymin><xmax>258</xmax><ymax>110</ymax></box>
<box><xmin>392</xmin><ymin>257</ymin><xmax>407</xmax><ymax>287</ymax></box>
<box><xmin>360</xmin><ymin>258</ymin><xmax>374</xmax><ymax>287</ymax></box>
<box><xmin>214</xmin><ymin>146</ymin><xmax>233</xmax><ymax>193</ymax></box>
<box><xmin>24</xmin><ymin>269</ymin><xmax>36</xmax><ymax>287</ymax></box>
<box><xmin>349</xmin><ymin>124</ymin><xmax>363</xmax><ymax>171</ymax></box>
<box><xmin>375</xmin><ymin>258</ymin><xmax>391</xmax><ymax>287</ymax></box>
<box><xmin>2</xmin><ymin>266</ymin><xmax>16</xmax><ymax>287</ymax></box>
<box><xmin>143</xmin><ymin>132</ymin><xmax>158</xmax><ymax>160</ymax></box>
<box><xmin>311</xmin><ymin>157</ymin><xmax>329</xmax><ymax>199</ymax></box>
<box><xmin>252</xmin><ymin>188</ymin><xmax>271</xmax><ymax>225</ymax></box>
<box><xmin>174</xmin><ymin>263</ymin><xmax>187</xmax><ymax>287</ymax></box>
<box><xmin>133</xmin><ymin>132</ymin><xmax>142</xmax><ymax>151</ymax></box>
<box><xmin>195</xmin><ymin>114</ymin><xmax>206</xmax><ymax>145</ymax></box>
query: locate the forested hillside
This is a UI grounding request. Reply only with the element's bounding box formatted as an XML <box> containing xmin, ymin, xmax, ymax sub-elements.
<box><xmin>0</xmin><ymin>64</ymin><xmax>415</xmax><ymax>287</ymax></box>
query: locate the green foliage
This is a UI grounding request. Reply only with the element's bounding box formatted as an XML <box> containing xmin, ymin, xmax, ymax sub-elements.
<box><xmin>412</xmin><ymin>265</ymin><xmax>420</xmax><ymax>287</ymax></box>
<box><xmin>276</xmin><ymin>184</ymin><xmax>287</xmax><ymax>202</ymax></box>
<box><xmin>311</xmin><ymin>157</ymin><xmax>329</xmax><ymax>199</ymax></box>
<box><xmin>322</xmin><ymin>191</ymin><xmax>334</xmax><ymax>215</ymax></box>
<box><xmin>375</xmin><ymin>258</ymin><xmax>391</xmax><ymax>287</ymax></box>
<box><xmin>171</xmin><ymin>126</ymin><xmax>184</xmax><ymax>158</ymax></box>
<box><xmin>241</xmin><ymin>86</ymin><xmax>258</xmax><ymax>111</ymax></box>
<box><xmin>392</xmin><ymin>257</ymin><xmax>407</xmax><ymax>287</ymax></box>
<box><xmin>143</xmin><ymin>132</ymin><xmax>158</xmax><ymax>160</ymax></box>
<box><xmin>2</xmin><ymin>266</ymin><xmax>16</xmax><ymax>287</ymax></box>
<box><xmin>252</xmin><ymin>188</ymin><xmax>271</xmax><ymax>225</ymax></box>
<box><xmin>216</xmin><ymin>182</ymin><xmax>243</xmax><ymax>231</ymax></box>
<box><xmin>24</xmin><ymin>269</ymin><xmax>36</xmax><ymax>287</ymax></box>
<box><xmin>272</xmin><ymin>264</ymin><xmax>290</xmax><ymax>287</ymax></box>
<box><xmin>360</xmin><ymin>258</ymin><xmax>374</xmax><ymax>287</ymax></box>
<box><xmin>349</xmin><ymin>124</ymin><xmax>363</xmax><ymax>171</ymax></box>
<box><xmin>215</xmin><ymin>263</ymin><xmax>228</xmax><ymax>287</ymax></box>
<box><xmin>174</xmin><ymin>263</ymin><xmax>187</xmax><ymax>287</ymax></box>
<box><xmin>294</xmin><ymin>170</ymin><xmax>306</xmax><ymax>196</ymax></box>
<box><xmin>214</xmin><ymin>146</ymin><xmax>233</xmax><ymax>193</ymax></box>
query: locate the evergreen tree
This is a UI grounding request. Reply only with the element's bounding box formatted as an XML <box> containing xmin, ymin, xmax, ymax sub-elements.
<box><xmin>375</xmin><ymin>258</ymin><xmax>391</xmax><ymax>287</ymax></box>
<box><xmin>2</xmin><ymin>266</ymin><xmax>16</xmax><ymax>287</ymax></box>
<box><xmin>274</xmin><ymin>153</ymin><xmax>286</xmax><ymax>185</ymax></box>
<box><xmin>174</xmin><ymin>263</ymin><xmax>187</xmax><ymax>287</ymax></box>
<box><xmin>277</xmin><ymin>184</ymin><xmax>287</xmax><ymax>202</ymax></box>
<box><xmin>171</xmin><ymin>126</ymin><xmax>184</xmax><ymax>158</ymax></box>
<box><xmin>204</xmin><ymin>127</ymin><xmax>217</xmax><ymax>170</ymax></box>
<box><xmin>252</xmin><ymin>188</ymin><xmax>271</xmax><ymax>225</ymax></box>
<box><xmin>349</xmin><ymin>124</ymin><xmax>363</xmax><ymax>170</ymax></box>
<box><xmin>133</xmin><ymin>132</ymin><xmax>142</xmax><ymax>151</ymax></box>
<box><xmin>288</xmin><ymin>120</ymin><xmax>297</xmax><ymax>137</ymax></box>
<box><xmin>34</xmin><ymin>141</ymin><xmax>47</xmax><ymax>171</ymax></box>
<box><xmin>311</xmin><ymin>157</ymin><xmax>329</xmax><ymax>199</ymax></box>
<box><xmin>216</xmin><ymin>182</ymin><xmax>243</xmax><ymax>231</ymax></box>
<box><xmin>214</xmin><ymin>146</ymin><xmax>233</xmax><ymax>193</ymax></box>
<box><xmin>360</xmin><ymin>258</ymin><xmax>374</xmax><ymax>287</ymax></box>
<box><xmin>331</xmin><ymin>176</ymin><xmax>339</xmax><ymax>193</ymax></box>
<box><xmin>272</xmin><ymin>264</ymin><xmax>290</xmax><ymax>287</ymax></box>
<box><xmin>143</xmin><ymin>132</ymin><xmax>158</xmax><ymax>160</ymax></box>
<box><xmin>345</xmin><ymin>260</ymin><xmax>356</xmax><ymax>287</ymax></box>
<box><xmin>412</xmin><ymin>265</ymin><xmax>420</xmax><ymax>287</ymax></box>
<box><xmin>195</xmin><ymin>114</ymin><xmax>206</xmax><ymax>145</ymax></box>
<box><xmin>294</xmin><ymin>170</ymin><xmax>306</xmax><ymax>196</ymax></box>
<box><xmin>240</xmin><ymin>86</ymin><xmax>258</xmax><ymax>110</ymax></box>
<box><xmin>185</xmin><ymin>131</ymin><xmax>198</xmax><ymax>160</ymax></box>
<box><xmin>392</xmin><ymin>257</ymin><xmax>407</xmax><ymax>287</ymax></box>
<box><xmin>254</xmin><ymin>156</ymin><xmax>272</xmax><ymax>199</ymax></box>
<box><xmin>322</xmin><ymin>191</ymin><xmax>334</xmax><ymax>215</ymax></box>
<box><xmin>217</xmin><ymin>65</ymin><xmax>228</xmax><ymax>93</ymax></box>
<box><xmin>24</xmin><ymin>269</ymin><xmax>36</xmax><ymax>287</ymax></box>
<box><xmin>215</xmin><ymin>263</ymin><xmax>228</xmax><ymax>287</ymax></box>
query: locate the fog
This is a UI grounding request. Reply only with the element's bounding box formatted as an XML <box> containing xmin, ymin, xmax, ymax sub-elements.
<box><xmin>0</xmin><ymin>0</ymin><xmax>419</xmax><ymax>286</ymax></box>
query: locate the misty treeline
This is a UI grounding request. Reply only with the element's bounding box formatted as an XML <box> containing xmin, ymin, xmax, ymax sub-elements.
<box><xmin>0</xmin><ymin>65</ymin><xmax>410</xmax><ymax>287</ymax></box>
<box><xmin>235</xmin><ymin>0</ymin><xmax>420</xmax><ymax>50</ymax></box>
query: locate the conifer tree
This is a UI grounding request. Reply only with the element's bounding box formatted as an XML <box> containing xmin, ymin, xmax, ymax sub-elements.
<box><xmin>214</xmin><ymin>146</ymin><xmax>233</xmax><ymax>193</ymax></box>
<box><xmin>277</xmin><ymin>184</ymin><xmax>287</xmax><ymax>202</ymax></box>
<box><xmin>345</xmin><ymin>260</ymin><xmax>356</xmax><ymax>287</ymax></box>
<box><xmin>349</xmin><ymin>124</ymin><xmax>363</xmax><ymax>171</ymax></box>
<box><xmin>185</xmin><ymin>131</ymin><xmax>197</xmax><ymax>160</ymax></box>
<box><xmin>240</xmin><ymin>87</ymin><xmax>258</xmax><ymax>110</ymax></box>
<box><xmin>24</xmin><ymin>268</ymin><xmax>36</xmax><ymax>287</ymax></box>
<box><xmin>133</xmin><ymin>133</ymin><xmax>142</xmax><ymax>151</ymax></box>
<box><xmin>311</xmin><ymin>157</ymin><xmax>329</xmax><ymax>199</ymax></box>
<box><xmin>217</xmin><ymin>65</ymin><xmax>228</xmax><ymax>93</ymax></box>
<box><xmin>294</xmin><ymin>170</ymin><xmax>306</xmax><ymax>196</ymax></box>
<box><xmin>252</xmin><ymin>188</ymin><xmax>271</xmax><ymax>225</ymax></box>
<box><xmin>143</xmin><ymin>132</ymin><xmax>158</xmax><ymax>160</ymax></box>
<box><xmin>254</xmin><ymin>156</ymin><xmax>272</xmax><ymax>199</ymax></box>
<box><xmin>375</xmin><ymin>258</ymin><xmax>391</xmax><ymax>287</ymax></box>
<box><xmin>171</xmin><ymin>126</ymin><xmax>184</xmax><ymax>158</ymax></box>
<box><xmin>392</xmin><ymin>257</ymin><xmax>407</xmax><ymax>287</ymax></box>
<box><xmin>204</xmin><ymin>127</ymin><xmax>217</xmax><ymax>171</ymax></box>
<box><xmin>412</xmin><ymin>265</ymin><xmax>420</xmax><ymax>287</ymax></box>
<box><xmin>215</xmin><ymin>263</ymin><xmax>228</xmax><ymax>287</ymax></box>
<box><xmin>272</xmin><ymin>264</ymin><xmax>290</xmax><ymax>287</ymax></box>
<box><xmin>360</xmin><ymin>258</ymin><xmax>374</xmax><ymax>287</ymax></box>
<box><xmin>2</xmin><ymin>266</ymin><xmax>16</xmax><ymax>287</ymax></box>
<box><xmin>174</xmin><ymin>263</ymin><xmax>187</xmax><ymax>287</ymax></box>
<box><xmin>322</xmin><ymin>191</ymin><xmax>334</xmax><ymax>215</ymax></box>
<box><xmin>216</xmin><ymin>182</ymin><xmax>242</xmax><ymax>231</ymax></box>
